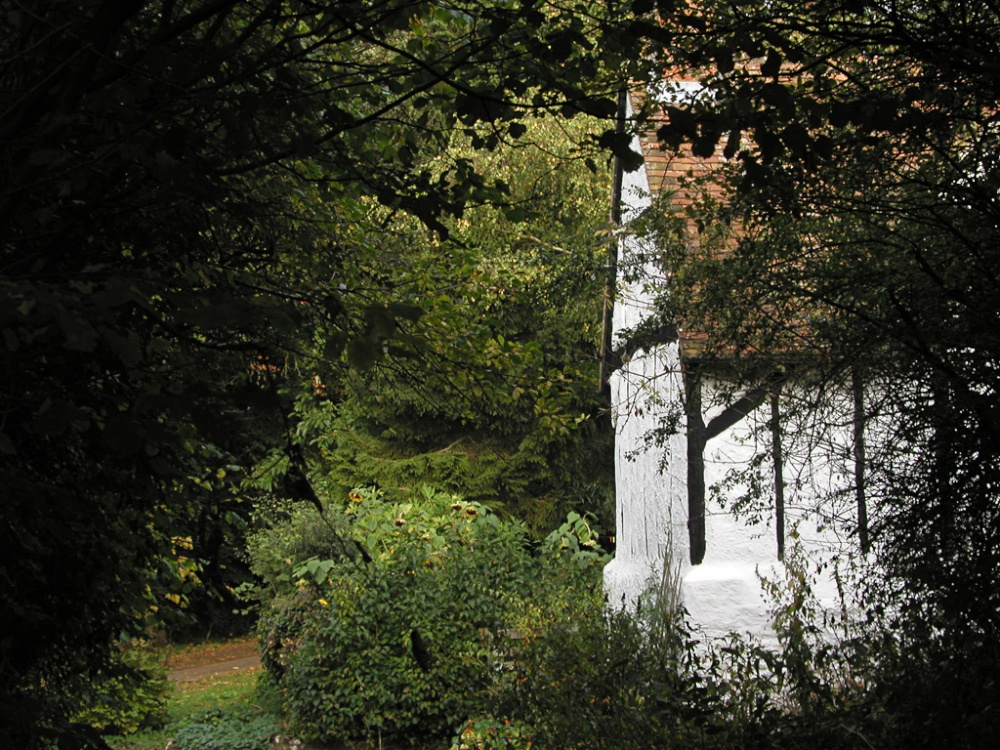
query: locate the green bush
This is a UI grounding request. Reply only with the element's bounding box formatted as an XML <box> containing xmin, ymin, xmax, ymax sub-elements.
<box><xmin>489</xmin><ymin>605</ymin><xmax>713</xmax><ymax>750</ymax></box>
<box><xmin>174</xmin><ymin>704</ymin><xmax>282</xmax><ymax>750</ymax></box>
<box><xmin>70</xmin><ymin>639</ymin><xmax>170</xmax><ymax>736</ymax></box>
<box><xmin>488</xmin><ymin>552</ymin><xmax>883</xmax><ymax>750</ymax></box>
<box><xmin>248</xmin><ymin>486</ymin><xmax>607</xmax><ymax>747</ymax></box>
<box><xmin>451</xmin><ymin>716</ymin><xmax>535</xmax><ymax>750</ymax></box>
<box><xmin>250</xmin><ymin>499</ymin><xmax>938</xmax><ymax>750</ymax></box>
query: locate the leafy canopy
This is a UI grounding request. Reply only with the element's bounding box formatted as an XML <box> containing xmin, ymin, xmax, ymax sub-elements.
<box><xmin>620</xmin><ymin>3</ymin><xmax>1000</xmax><ymax>745</ymax></box>
<box><xmin>0</xmin><ymin>0</ymin><xmax>644</xmax><ymax>745</ymax></box>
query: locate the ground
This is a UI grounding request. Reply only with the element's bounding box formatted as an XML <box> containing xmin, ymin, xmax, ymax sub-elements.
<box><xmin>166</xmin><ymin>636</ymin><xmax>261</xmax><ymax>682</ymax></box>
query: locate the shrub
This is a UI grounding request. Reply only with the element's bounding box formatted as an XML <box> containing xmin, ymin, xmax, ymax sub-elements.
<box><xmin>173</xmin><ymin>704</ymin><xmax>282</xmax><ymax>750</ymax></box>
<box><xmin>489</xmin><ymin>605</ymin><xmax>712</xmax><ymax>750</ymax></box>
<box><xmin>248</xmin><ymin>486</ymin><xmax>607</xmax><ymax>748</ymax></box>
<box><xmin>490</xmin><ymin>554</ymin><xmax>876</xmax><ymax>750</ymax></box>
<box><xmin>70</xmin><ymin>639</ymin><xmax>170</xmax><ymax>735</ymax></box>
<box><xmin>450</xmin><ymin>717</ymin><xmax>535</xmax><ymax>750</ymax></box>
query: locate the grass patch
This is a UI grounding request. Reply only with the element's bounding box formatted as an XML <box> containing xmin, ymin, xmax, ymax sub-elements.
<box><xmin>106</xmin><ymin>651</ymin><xmax>277</xmax><ymax>750</ymax></box>
<box><xmin>171</xmin><ymin>669</ymin><xmax>267</xmax><ymax>724</ymax></box>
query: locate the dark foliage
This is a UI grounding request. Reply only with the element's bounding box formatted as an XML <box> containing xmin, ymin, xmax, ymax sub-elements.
<box><xmin>0</xmin><ymin>1</ymin><xmax>638</xmax><ymax>745</ymax></box>
<box><xmin>621</xmin><ymin>2</ymin><xmax>1000</xmax><ymax>746</ymax></box>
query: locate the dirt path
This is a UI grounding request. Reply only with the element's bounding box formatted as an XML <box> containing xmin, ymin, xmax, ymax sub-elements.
<box><xmin>168</xmin><ymin>654</ymin><xmax>262</xmax><ymax>682</ymax></box>
<box><xmin>166</xmin><ymin>637</ymin><xmax>262</xmax><ymax>682</ymax></box>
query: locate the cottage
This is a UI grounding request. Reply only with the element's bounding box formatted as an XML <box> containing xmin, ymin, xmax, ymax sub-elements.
<box><xmin>603</xmin><ymin>92</ymin><xmax>867</xmax><ymax>642</ymax></box>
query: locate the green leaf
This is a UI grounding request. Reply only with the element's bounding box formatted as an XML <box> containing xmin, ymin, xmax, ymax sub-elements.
<box><xmin>387</xmin><ymin>303</ymin><xmax>424</xmax><ymax>323</ymax></box>
<box><xmin>103</xmin><ymin>413</ymin><xmax>142</xmax><ymax>456</ymax></box>
<box><xmin>0</xmin><ymin>431</ymin><xmax>16</xmax><ymax>455</ymax></box>
<box><xmin>761</xmin><ymin>50</ymin><xmax>783</xmax><ymax>78</ymax></box>
<box><xmin>596</xmin><ymin>129</ymin><xmax>644</xmax><ymax>172</ymax></box>
<box><xmin>58</xmin><ymin>312</ymin><xmax>97</xmax><ymax>352</ymax></box>
<box><xmin>347</xmin><ymin>338</ymin><xmax>380</xmax><ymax>371</ymax></box>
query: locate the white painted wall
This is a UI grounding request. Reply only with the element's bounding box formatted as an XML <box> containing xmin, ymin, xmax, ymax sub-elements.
<box><xmin>604</xmin><ymin>133</ymin><xmax>857</xmax><ymax>643</ymax></box>
<box><xmin>603</xmin><ymin>343</ymin><xmax>687</xmax><ymax>610</ymax></box>
<box><xmin>603</xmin><ymin>129</ymin><xmax>685</xmax><ymax>609</ymax></box>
